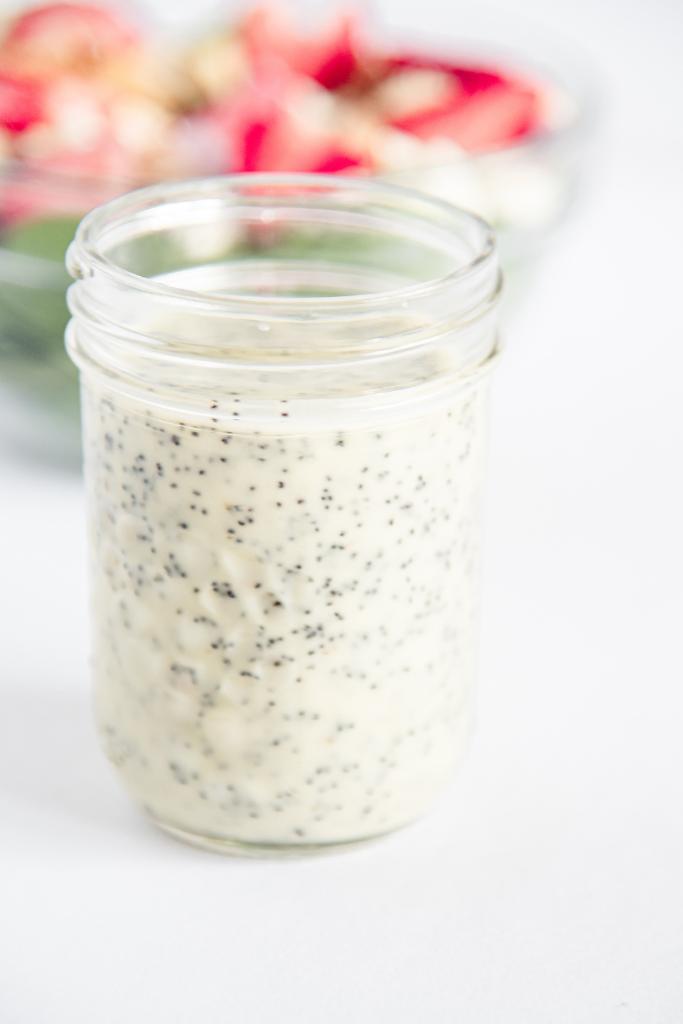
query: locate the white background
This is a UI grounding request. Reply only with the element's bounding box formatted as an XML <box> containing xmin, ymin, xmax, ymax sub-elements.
<box><xmin>2</xmin><ymin>0</ymin><xmax>683</xmax><ymax>1021</ymax></box>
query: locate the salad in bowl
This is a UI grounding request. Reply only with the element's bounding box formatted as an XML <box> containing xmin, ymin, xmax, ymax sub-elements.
<box><xmin>0</xmin><ymin>1</ymin><xmax>587</xmax><ymax>460</ymax></box>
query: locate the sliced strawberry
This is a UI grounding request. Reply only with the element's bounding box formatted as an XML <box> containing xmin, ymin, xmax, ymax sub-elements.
<box><xmin>377</xmin><ymin>49</ymin><xmax>542</xmax><ymax>150</ymax></box>
<box><xmin>242</xmin><ymin>118</ymin><xmax>271</xmax><ymax>172</ymax></box>
<box><xmin>0</xmin><ymin>73</ymin><xmax>44</xmax><ymax>134</ymax></box>
<box><xmin>1</xmin><ymin>3</ymin><xmax>139</xmax><ymax>74</ymax></box>
<box><xmin>395</xmin><ymin>81</ymin><xmax>540</xmax><ymax>151</ymax></box>
<box><xmin>313</xmin><ymin>150</ymin><xmax>364</xmax><ymax>173</ymax></box>
<box><xmin>453</xmin><ymin>66</ymin><xmax>506</xmax><ymax>95</ymax></box>
<box><xmin>307</xmin><ymin>18</ymin><xmax>356</xmax><ymax>90</ymax></box>
<box><xmin>388</xmin><ymin>53</ymin><xmax>505</xmax><ymax>93</ymax></box>
<box><xmin>192</xmin><ymin>63</ymin><xmax>373</xmax><ymax>176</ymax></box>
<box><xmin>256</xmin><ymin>111</ymin><xmax>367</xmax><ymax>172</ymax></box>
<box><xmin>241</xmin><ymin>4</ymin><xmax>360</xmax><ymax>90</ymax></box>
<box><xmin>195</xmin><ymin>68</ymin><xmax>284</xmax><ymax>172</ymax></box>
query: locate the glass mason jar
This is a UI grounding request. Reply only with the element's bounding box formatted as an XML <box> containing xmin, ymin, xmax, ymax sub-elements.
<box><xmin>66</xmin><ymin>174</ymin><xmax>501</xmax><ymax>855</ymax></box>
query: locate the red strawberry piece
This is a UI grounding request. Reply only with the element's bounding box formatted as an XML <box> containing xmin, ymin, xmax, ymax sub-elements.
<box><xmin>198</xmin><ymin>69</ymin><xmax>285</xmax><ymax>172</ymax></box>
<box><xmin>307</xmin><ymin>17</ymin><xmax>357</xmax><ymax>90</ymax></box>
<box><xmin>453</xmin><ymin>66</ymin><xmax>506</xmax><ymax>95</ymax></box>
<box><xmin>379</xmin><ymin>51</ymin><xmax>542</xmax><ymax>148</ymax></box>
<box><xmin>193</xmin><ymin>67</ymin><xmax>372</xmax><ymax>175</ymax></box>
<box><xmin>395</xmin><ymin>80</ymin><xmax>540</xmax><ymax>151</ymax></box>
<box><xmin>242</xmin><ymin>118</ymin><xmax>270</xmax><ymax>172</ymax></box>
<box><xmin>388</xmin><ymin>53</ymin><xmax>505</xmax><ymax>93</ymax></box>
<box><xmin>241</xmin><ymin>4</ymin><xmax>360</xmax><ymax>90</ymax></box>
<box><xmin>313</xmin><ymin>150</ymin><xmax>365</xmax><ymax>173</ymax></box>
<box><xmin>2</xmin><ymin>2</ymin><xmax>139</xmax><ymax>72</ymax></box>
<box><xmin>257</xmin><ymin>107</ymin><xmax>368</xmax><ymax>171</ymax></box>
<box><xmin>0</xmin><ymin>73</ymin><xmax>44</xmax><ymax>133</ymax></box>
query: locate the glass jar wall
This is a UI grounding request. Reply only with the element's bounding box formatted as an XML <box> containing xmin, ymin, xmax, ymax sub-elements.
<box><xmin>66</xmin><ymin>174</ymin><xmax>501</xmax><ymax>854</ymax></box>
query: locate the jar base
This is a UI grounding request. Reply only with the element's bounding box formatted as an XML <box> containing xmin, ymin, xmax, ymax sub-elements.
<box><xmin>150</xmin><ymin>814</ymin><xmax>403</xmax><ymax>859</ymax></box>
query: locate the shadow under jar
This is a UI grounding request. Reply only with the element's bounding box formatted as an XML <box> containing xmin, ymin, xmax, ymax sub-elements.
<box><xmin>66</xmin><ymin>174</ymin><xmax>501</xmax><ymax>855</ymax></box>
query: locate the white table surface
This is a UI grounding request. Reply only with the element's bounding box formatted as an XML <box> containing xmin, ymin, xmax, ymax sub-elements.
<box><xmin>2</xmin><ymin>0</ymin><xmax>683</xmax><ymax>1021</ymax></box>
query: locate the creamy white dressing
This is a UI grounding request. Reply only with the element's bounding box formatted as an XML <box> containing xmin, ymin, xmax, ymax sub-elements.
<box><xmin>83</xmin><ymin>379</ymin><xmax>488</xmax><ymax>848</ymax></box>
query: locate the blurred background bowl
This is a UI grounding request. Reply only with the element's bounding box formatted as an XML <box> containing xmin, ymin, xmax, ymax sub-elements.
<box><xmin>0</xmin><ymin>2</ymin><xmax>593</xmax><ymax>465</ymax></box>
<box><xmin>381</xmin><ymin>30</ymin><xmax>590</xmax><ymax>283</ymax></box>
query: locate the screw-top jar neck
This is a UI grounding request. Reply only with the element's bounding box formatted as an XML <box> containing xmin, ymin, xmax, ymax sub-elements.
<box><xmin>66</xmin><ymin>174</ymin><xmax>501</xmax><ymax>425</ymax></box>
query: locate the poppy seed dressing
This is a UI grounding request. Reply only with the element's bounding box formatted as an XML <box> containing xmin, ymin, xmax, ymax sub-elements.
<box><xmin>84</xmin><ymin>381</ymin><xmax>487</xmax><ymax>846</ymax></box>
<box><xmin>66</xmin><ymin>175</ymin><xmax>500</xmax><ymax>851</ymax></box>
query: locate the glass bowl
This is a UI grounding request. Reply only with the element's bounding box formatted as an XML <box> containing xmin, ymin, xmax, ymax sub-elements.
<box><xmin>0</xmin><ymin>26</ymin><xmax>591</xmax><ymax>464</ymax></box>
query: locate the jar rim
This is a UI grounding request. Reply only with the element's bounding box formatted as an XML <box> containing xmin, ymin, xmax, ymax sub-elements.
<box><xmin>67</xmin><ymin>173</ymin><xmax>498</xmax><ymax>323</ymax></box>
